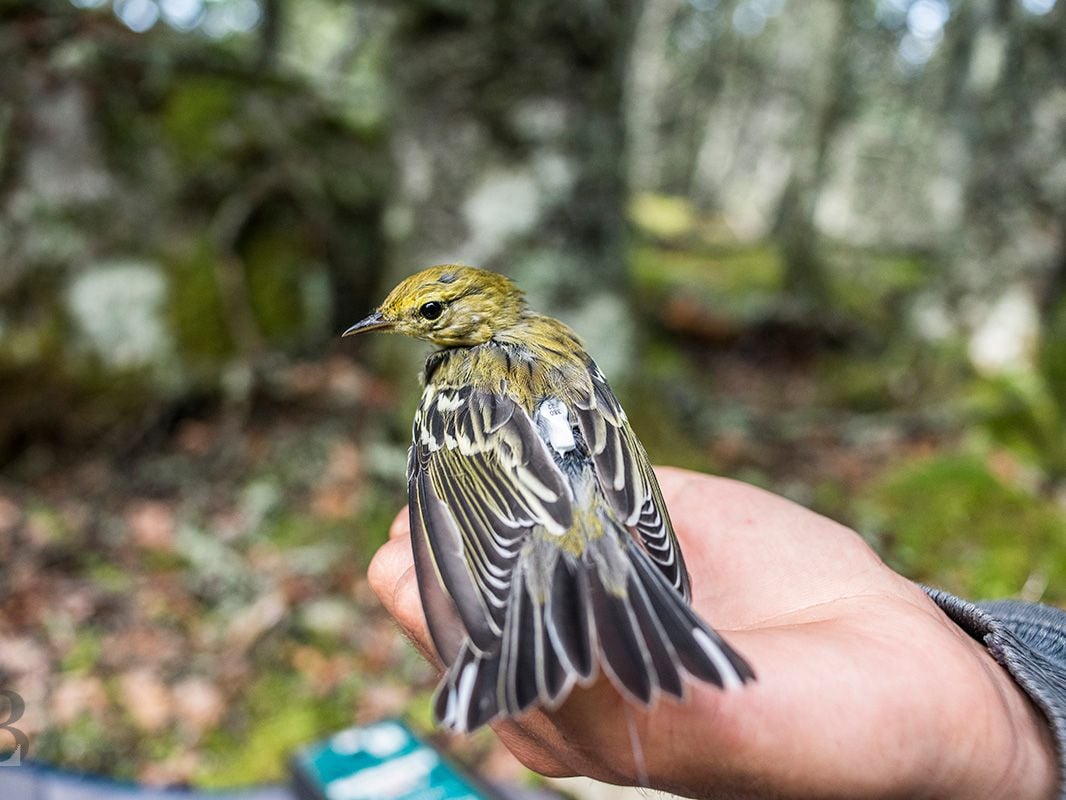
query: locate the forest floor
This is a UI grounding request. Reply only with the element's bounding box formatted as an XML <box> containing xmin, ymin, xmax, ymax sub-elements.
<box><xmin>3</xmin><ymin>221</ymin><xmax>1065</xmax><ymax>790</ymax></box>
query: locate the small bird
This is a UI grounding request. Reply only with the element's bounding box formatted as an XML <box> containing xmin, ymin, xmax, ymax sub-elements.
<box><xmin>345</xmin><ymin>265</ymin><xmax>754</xmax><ymax>732</ymax></box>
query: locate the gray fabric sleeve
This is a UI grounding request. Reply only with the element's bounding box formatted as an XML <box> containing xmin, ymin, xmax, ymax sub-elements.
<box><xmin>925</xmin><ymin>587</ymin><xmax>1066</xmax><ymax>798</ymax></box>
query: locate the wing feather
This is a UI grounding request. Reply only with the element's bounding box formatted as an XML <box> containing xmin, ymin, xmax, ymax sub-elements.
<box><xmin>572</xmin><ymin>361</ymin><xmax>692</xmax><ymax>600</ymax></box>
<box><xmin>407</xmin><ymin>450</ymin><xmax>465</xmax><ymax>665</ymax></box>
<box><xmin>409</xmin><ymin>385</ymin><xmax>573</xmax><ymax>656</ymax></box>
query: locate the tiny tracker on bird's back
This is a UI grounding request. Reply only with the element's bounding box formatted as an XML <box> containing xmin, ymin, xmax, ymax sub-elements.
<box><xmin>289</xmin><ymin>718</ymin><xmax>501</xmax><ymax>800</ymax></box>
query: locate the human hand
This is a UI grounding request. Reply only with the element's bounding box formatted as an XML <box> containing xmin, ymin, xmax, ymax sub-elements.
<box><xmin>369</xmin><ymin>467</ymin><xmax>1057</xmax><ymax>799</ymax></box>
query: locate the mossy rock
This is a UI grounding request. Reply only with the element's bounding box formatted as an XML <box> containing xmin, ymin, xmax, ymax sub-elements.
<box><xmin>241</xmin><ymin>223</ymin><xmax>311</xmax><ymax>346</ymax></box>
<box><xmin>33</xmin><ymin>714</ymin><xmax>118</xmax><ymax>778</ymax></box>
<box><xmin>629</xmin><ymin>192</ymin><xmax>698</xmax><ymax>242</ymax></box>
<box><xmin>617</xmin><ymin>366</ymin><xmax>718</xmax><ymax>474</ymax></box>
<box><xmin>816</xmin><ymin>337</ymin><xmax>974</xmax><ymax>414</ymax></box>
<box><xmin>631</xmin><ymin>243</ymin><xmax>783</xmax><ymax>326</ymax></box>
<box><xmin>197</xmin><ymin>670</ymin><xmax>361</xmax><ymax>788</ymax></box>
<box><xmin>165</xmin><ymin>237</ymin><xmax>236</xmax><ymax>363</ymax></box>
<box><xmin>863</xmin><ymin>453</ymin><xmax>1066</xmax><ymax>603</ymax></box>
<box><xmin>162</xmin><ymin>77</ymin><xmax>241</xmax><ymax>172</ymax></box>
<box><xmin>0</xmin><ymin>357</ymin><xmax>159</xmax><ymax>457</ymax></box>
<box><xmin>827</xmin><ymin>248</ymin><xmax>930</xmax><ymax>332</ymax></box>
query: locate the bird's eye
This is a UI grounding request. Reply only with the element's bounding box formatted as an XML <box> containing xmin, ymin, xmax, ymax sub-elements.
<box><xmin>419</xmin><ymin>301</ymin><xmax>444</xmax><ymax>320</ymax></box>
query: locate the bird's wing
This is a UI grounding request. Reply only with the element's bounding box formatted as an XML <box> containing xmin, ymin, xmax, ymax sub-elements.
<box><xmin>571</xmin><ymin>361</ymin><xmax>692</xmax><ymax>600</ymax></box>
<box><xmin>409</xmin><ymin>384</ymin><xmax>573</xmax><ymax>657</ymax></box>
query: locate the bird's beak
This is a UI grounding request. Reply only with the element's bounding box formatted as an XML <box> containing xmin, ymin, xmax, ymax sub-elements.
<box><xmin>342</xmin><ymin>310</ymin><xmax>391</xmax><ymax>337</ymax></box>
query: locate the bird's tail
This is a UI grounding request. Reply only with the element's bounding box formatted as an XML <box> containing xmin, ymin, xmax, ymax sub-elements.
<box><xmin>433</xmin><ymin>535</ymin><xmax>754</xmax><ymax>732</ymax></box>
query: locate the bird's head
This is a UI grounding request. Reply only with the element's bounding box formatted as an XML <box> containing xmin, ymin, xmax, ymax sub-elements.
<box><xmin>344</xmin><ymin>265</ymin><xmax>527</xmax><ymax>347</ymax></box>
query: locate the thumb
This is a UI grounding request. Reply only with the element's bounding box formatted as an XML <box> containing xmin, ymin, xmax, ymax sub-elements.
<box><xmin>368</xmin><ymin>534</ymin><xmax>440</xmax><ymax>668</ymax></box>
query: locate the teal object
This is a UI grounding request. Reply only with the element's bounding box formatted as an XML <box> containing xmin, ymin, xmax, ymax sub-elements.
<box><xmin>291</xmin><ymin>719</ymin><xmax>493</xmax><ymax>800</ymax></box>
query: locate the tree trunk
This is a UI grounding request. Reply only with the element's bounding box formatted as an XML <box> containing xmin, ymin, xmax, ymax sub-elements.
<box><xmin>773</xmin><ymin>0</ymin><xmax>855</xmax><ymax>314</ymax></box>
<box><xmin>383</xmin><ymin>0</ymin><xmax>638</xmax><ymax>379</ymax></box>
<box><xmin>628</xmin><ymin>0</ymin><xmax>685</xmax><ymax>193</ymax></box>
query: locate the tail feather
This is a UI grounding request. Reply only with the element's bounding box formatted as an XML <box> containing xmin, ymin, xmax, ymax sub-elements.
<box><xmin>432</xmin><ymin>532</ymin><xmax>754</xmax><ymax>732</ymax></box>
<box><xmin>586</xmin><ymin>568</ymin><xmax>654</xmax><ymax>704</ymax></box>
<box><xmin>533</xmin><ymin>582</ymin><xmax>573</xmax><ymax>706</ymax></box>
<box><xmin>509</xmin><ymin>582</ymin><xmax>541</xmax><ymax>712</ymax></box>
<box><xmin>435</xmin><ymin>574</ymin><xmax>574</xmax><ymax>730</ymax></box>
<box><xmin>545</xmin><ymin>558</ymin><xmax>595</xmax><ymax>681</ymax></box>
<box><xmin>433</xmin><ymin>642</ymin><xmax>500</xmax><ymax>732</ymax></box>
<box><xmin>541</xmin><ymin>631</ymin><xmax>572</xmax><ymax>706</ymax></box>
<box><xmin>629</xmin><ymin>541</ymin><xmax>755</xmax><ymax>689</ymax></box>
<box><xmin>625</xmin><ymin>569</ymin><xmax>685</xmax><ymax>699</ymax></box>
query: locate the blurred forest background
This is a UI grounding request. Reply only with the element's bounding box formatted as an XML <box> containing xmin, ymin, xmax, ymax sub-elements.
<box><xmin>2</xmin><ymin>0</ymin><xmax>1066</xmax><ymax>789</ymax></box>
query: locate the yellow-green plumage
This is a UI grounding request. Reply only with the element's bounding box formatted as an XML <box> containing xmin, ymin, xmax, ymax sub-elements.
<box><xmin>346</xmin><ymin>265</ymin><xmax>753</xmax><ymax>731</ymax></box>
<box><xmin>426</xmin><ymin>315</ymin><xmax>592</xmax><ymax>411</ymax></box>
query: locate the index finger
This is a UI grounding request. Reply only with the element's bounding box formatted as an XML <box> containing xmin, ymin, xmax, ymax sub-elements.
<box><xmin>389</xmin><ymin>507</ymin><xmax>410</xmax><ymax>539</ymax></box>
<box><xmin>368</xmin><ymin>533</ymin><xmax>441</xmax><ymax>667</ymax></box>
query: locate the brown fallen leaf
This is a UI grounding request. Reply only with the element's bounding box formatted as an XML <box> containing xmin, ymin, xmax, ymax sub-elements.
<box><xmin>118</xmin><ymin>669</ymin><xmax>173</xmax><ymax>732</ymax></box>
<box><xmin>51</xmin><ymin>674</ymin><xmax>108</xmax><ymax>726</ymax></box>
<box><xmin>0</xmin><ymin>495</ymin><xmax>22</xmax><ymax>535</ymax></box>
<box><xmin>172</xmin><ymin>676</ymin><xmax>226</xmax><ymax>736</ymax></box>
<box><xmin>127</xmin><ymin>500</ymin><xmax>176</xmax><ymax>550</ymax></box>
<box><xmin>226</xmin><ymin>591</ymin><xmax>288</xmax><ymax>653</ymax></box>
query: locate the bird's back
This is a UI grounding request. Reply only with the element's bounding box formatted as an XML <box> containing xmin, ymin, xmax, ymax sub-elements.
<box><xmin>410</xmin><ymin>318</ymin><xmax>754</xmax><ymax>731</ymax></box>
<box><xmin>422</xmin><ymin>313</ymin><xmax>593</xmax><ymax>411</ymax></box>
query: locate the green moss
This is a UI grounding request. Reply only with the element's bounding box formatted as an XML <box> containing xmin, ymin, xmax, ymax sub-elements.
<box><xmin>629</xmin><ymin>193</ymin><xmax>698</xmax><ymax>241</ymax></box>
<box><xmin>810</xmin><ymin>479</ymin><xmax>851</xmax><ymax>522</ymax></box>
<box><xmin>621</xmin><ymin>380</ymin><xmax>717</xmax><ymax>474</ymax></box>
<box><xmin>633</xmin><ymin>244</ymin><xmax>782</xmax><ymax>295</ymax></box>
<box><xmin>829</xmin><ymin>249</ymin><xmax>929</xmax><ymax>330</ymax></box>
<box><xmin>85</xmin><ymin>557</ymin><xmax>136</xmax><ymax>594</ymax></box>
<box><xmin>166</xmin><ymin>238</ymin><xmax>236</xmax><ymax>362</ymax></box>
<box><xmin>198</xmin><ymin>704</ymin><xmax>322</xmax><ymax>787</ymax></box>
<box><xmin>142</xmin><ymin>549</ymin><xmax>191</xmax><ymax>574</ymax></box>
<box><xmin>34</xmin><ymin>714</ymin><xmax>120</xmax><ymax>777</ymax></box>
<box><xmin>197</xmin><ymin>671</ymin><xmax>360</xmax><ymax>788</ymax></box>
<box><xmin>260</xmin><ymin>476</ymin><xmax>403</xmax><ymax>569</ymax></box>
<box><xmin>977</xmin><ymin>375</ymin><xmax>1066</xmax><ymax>480</ymax></box>
<box><xmin>816</xmin><ymin>355</ymin><xmax>896</xmax><ymax>412</ymax></box>
<box><xmin>23</xmin><ymin>505</ymin><xmax>70</xmax><ymax>544</ymax></box>
<box><xmin>163</xmin><ymin>78</ymin><xmax>238</xmax><ymax>170</ymax></box>
<box><xmin>260</xmin><ymin>506</ymin><xmax>392</xmax><ymax>579</ymax></box>
<box><xmin>0</xmin><ymin>316</ymin><xmax>64</xmax><ymax>367</ymax></box>
<box><xmin>401</xmin><ymin>689</ymin><xmax>439</xmax><ymax>734</ymax></box>
<box><xmin>266</xmin><ymin>512</ymin><xmax>336</xmax><ymax>549</ymax></box>
<box><xmin>863</xmin><ymin>454</ymin><xmax>1066</xmax><ymax>602</ymax></box>
<box><xmin>241</xmin><ymin>227</ymin><xmax>308</xmax><ymax>345</ymax></box>
<box><xmin>1040</xmin><ymin>298</ymin><xmax>1066</xmax><ymax>414</ymax></box>
<box><xmin>632</xmin><ymin>244</ymin><xmax>783</xmax><ymax>322</ymax></box>
<box><xmin>60</xmin><ymin>628</ymin><xmax>105</xmax><ymax>673</ymax></box>
<box><xmin>639</xmin><ymin>335</ymin><xmax>691</xmax><ymax>380</ymax></box>
<box><xmin>976</xmin><ymin>299</ymin><xmax>1066</xmax><ymax>483</ymax></box>
<box><xmin>0</xmin><ymin>282</ymin><xmax>160</xmax><ymax>450</ymax></box>
<box><xmin>817</xmin><ymin>332</ymin><xmax>976</xmax><ymax>415</ymax></box>
<box><xmin>632</xmin><ymin>239</ymin><xmax>931</xmax><ymax>334</ymax></box>
<box><xmin>355</xmin><ymin>480</ymin><xmax>407</xmax><ymax>565</ymax></box>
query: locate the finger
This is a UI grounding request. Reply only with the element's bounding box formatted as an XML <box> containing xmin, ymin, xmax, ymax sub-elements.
<box><xmin>372</xmin><ymin>534</ymin><xmax>582</xmax><ymax>766</ymax></box>
<box><xmin>526</xmin><ymin>678</ymin><xmax>649</xmax><ymax>783</ymax></box>
<box><xmin>389</xmin><ymin>507</ymin><xmax>410</xmax><ymax>539</ymax></box>
<box><xmin>488</xmin><ymin>676</ymin><xmax>659</xmax><ymax>786</ymax></box>
<box><xmin>651</xmin><ymin>466</ymin><xmax>887</xmax><ymax>624</ymax></box>
<box><xmin>367</xmin><ymin>535</ymin><xmax>411</xmax><ymax>615</ymax></box>
<box><xmin>490</xmin><ymin>716</ymin><xmax>577</xmax><ymax>779</ymax></box>
<box><xmin>367</xmin><ymin>535</ymin><xmax>440</xmax><ymax>666</ymax></box>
